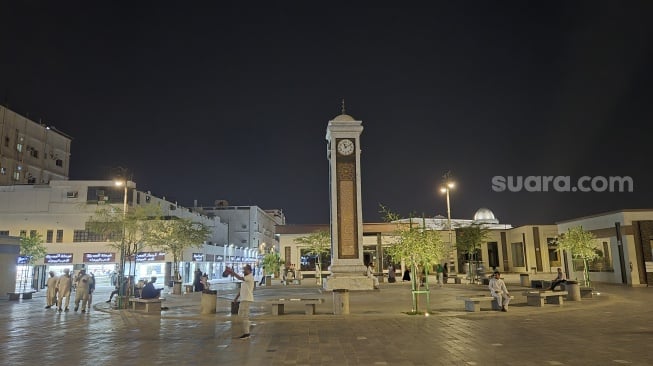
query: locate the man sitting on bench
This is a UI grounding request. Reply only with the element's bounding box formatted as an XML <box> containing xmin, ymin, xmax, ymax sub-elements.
<box><xmin>141</xmin><ymin>276</ymin><xmax>163</xmax><ymax>299</ymax></box>
<box><xmin>549</xmin><ymin>268</ymin><xmax>567</xmax><ymax>291</ymax></box>
<box><xmin>488</xmin><ymin>271</ymin><xmax>510</xmax><ymax>312</ymax></box>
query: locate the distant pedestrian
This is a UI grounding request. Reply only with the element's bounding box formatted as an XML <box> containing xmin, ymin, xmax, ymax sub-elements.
<box><xmin>402</xmin><ymin>268</ymin><xmax>411</xmax><ymax>282</ymax></box>
<box><xmin>56</xmin><ymin>268</ymin><xmax>72</xmax><ymax>312</ymax></box>
<box><xmin>367</xmin><ymin>262</ymin><xmax>379</xmax><ymax>289</ymax></box>
<box><xmin>193</xmin><ymin>268</ymin><xmax>203</xmax><ymax>292</ymax></box>
<box><xmin>443</xmin><ymin>263</ymin><xmax>449</xmax><ymax>284</ymax></box>
<box><xmin>387</xmin><ymin>263</ymin><xmax>396</xmax><ymax>283</ymax></box>
<box><xmin>45</xmin><ymin>271</ymin><xmax>58</xmax><ymax>309</ymax></box>
<box><xmin>226</xmin><ymin>264</ymin><xmax>254</xmax><ymax>340</ymax></box>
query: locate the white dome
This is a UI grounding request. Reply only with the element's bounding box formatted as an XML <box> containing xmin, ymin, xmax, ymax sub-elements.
<box><xmin>333</xmin><ymin>113</ymin><xmax>355</xmax><ymax>121</ymax></box>
<box><xmin>473</xmin><ymin>208</ymin><xmax>498</xmax><ymax>223</ymax></box>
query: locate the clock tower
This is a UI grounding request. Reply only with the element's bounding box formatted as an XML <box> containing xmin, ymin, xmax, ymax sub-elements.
<box><xmin>324</xmin><ymin>104</ymin><xmax>373</xmax><ymax>291</ymax></box>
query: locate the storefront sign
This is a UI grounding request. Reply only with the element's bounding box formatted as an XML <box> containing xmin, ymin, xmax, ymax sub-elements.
<box><xmin>84</xmin><ymin>252</ymin><xmax>115</xmax><ymax>263</ymax></box>
<box><xmin>216</xmin><ymin>255</ymin><xmax>224</xmax><ymax>262</ymax></box>
<box><xmin>17</xmin><ymin>255</ymin><xmax>31</xmax><ymax>264</ymax></box>
<box><xmin>192</xmin><ymin>253</ymin><xmax>204</xmax><ymax>261</ymax></box>
<box><xmin>44</xmin><ymin>253</ymin><xmax>74</xmax><ymax>264</ymax></box>
<box><xmin>135</xmin><ymin>252</ymin><xmax>166</xmax><ymax>262</ymax></box>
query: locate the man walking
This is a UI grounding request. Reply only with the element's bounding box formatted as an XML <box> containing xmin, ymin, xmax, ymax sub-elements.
<box><xmin>56</xmin><ymin>268</ymin><xmax>72</xmax><ymax>312</ymax></box>
<box><xmin>45</xmin><ymin>271</ymin><xmax>58</xmax><ymax>309</ymax></box>
<box><xmin>488</xmin><ymin>271</ymin><xmax>511</xmax><ymax>312</ymax></box>
<box><xmin>226</xmin><ymin>264</ymin><xmax>255</xmax><ymax>339</ymax></box>
<box><xmin>74</xmin><ymin>269</ymin><xmax>92</xmax><ymax>313</ymax></box>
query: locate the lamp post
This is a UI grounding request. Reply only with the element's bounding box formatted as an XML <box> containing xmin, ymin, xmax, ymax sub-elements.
<box><xmin>440</xmin><ymin>178</ymin><xmax>455</xmax><ymax>274</ymax></box>
<box><xmin>114</xmin><ymin>179</ymin><xmax>129</xmax><ymax>309</ymax></box>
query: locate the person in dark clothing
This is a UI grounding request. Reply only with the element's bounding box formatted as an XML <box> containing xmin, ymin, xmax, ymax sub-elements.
<box><xmin>141</xmin><ymin>277</ymin><xmax>162</xmax><ymax>299</ymax></box>
<box><xmin>402</xmin><ymin>268</ymin><xmax>411</xmax><ymax>282</ymax></box>
<box><xmin>193</xmin><ymin>268</ymin><xmax>203</xmax><ymax>292</ymax></box>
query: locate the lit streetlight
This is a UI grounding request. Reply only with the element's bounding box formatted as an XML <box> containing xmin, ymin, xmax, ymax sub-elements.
<box><xmin>114</xmin><ymin>179</ymin><xmax>131</xmax><ymax>308</ymax></box>
<box><xmin>440</xmin><ymin>177</ymin><xmax>455</xmax><ymax>274</ymax></box>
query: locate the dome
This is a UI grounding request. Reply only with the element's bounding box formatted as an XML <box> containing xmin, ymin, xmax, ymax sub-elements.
<box><xmin>473</xmin><ymin>208</ymin><xmax>498</xmax><ymax>224</ymax></box>
<box><xmin>333</xmin><ymin>113</ymin><xmax>355</xmax><ymax>122</ymax></box>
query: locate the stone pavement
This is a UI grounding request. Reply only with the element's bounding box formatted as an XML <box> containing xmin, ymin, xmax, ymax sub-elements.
<box><xmin>2</xmin><ymin>275</ymin><xmax>653</xmax><ymax>366</ymax></box>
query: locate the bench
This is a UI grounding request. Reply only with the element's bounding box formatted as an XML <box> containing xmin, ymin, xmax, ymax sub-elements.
<box><xmin>267</xmin><ymin>298</ymin><xmax>325</xmax><ymax>315</ymax></box>
<box><xmin>530</xmin><ymin>280</ymin><xmax>552</xmax><ymax>289</ymax></box>
<box><xmin>456</xmin><ymin>295</ymin><xmax>515</xmax><ymax>312</ymax></box>
<box><xmin>523</xmin><ymin>290</ymin><xmax>568</xmax><ymax>307</ymax></box>
<box><xmin>446</xmin><ymin>276</ymin><xmax>462</xmax><ymax>284</ymax></box>
<box><xmin>129</xmin><ymin>297</ymin><xmax>165</xmax><ymax>313</ymax></box>
<box><xmin>7</xmin><ymin>291</ymin><xmax>35</xmax><ymax>301</ymax></box>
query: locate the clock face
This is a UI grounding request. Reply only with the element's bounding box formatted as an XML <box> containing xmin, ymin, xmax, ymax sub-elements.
<box><xmin>337</xmin><ymin>139</ymin><xmax>355</xmax><ymax>156</ymax></box>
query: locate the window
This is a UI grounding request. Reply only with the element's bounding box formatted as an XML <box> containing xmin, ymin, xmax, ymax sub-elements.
<box><xmin>66</xmin><ymin>191</ymin><xmax>78</xmax><ymax>198</ymax></box>
<box><xmin>46</xmin><ymin>230</ymin><xmax>53</xmax><ymax>243</ymax></box>
<box><xmin>20</xmin><ymin>230</ymin><xmax>27</xmax><ymax>237</ymax></box>
<box><xmin>13</xmin><ymin>171</ymin><xmax>20</xmax><ymax>180</ymax></box>
<box><xmin>0</xmin><ymin>230</ymin><xmax>9</xmax><ymax>236</ymax></box>
<box><xmin>511</xmin><ymin>242</ymin><xmax>525</xmax><ymax>267</ymax></box>
<box><xmin>0</xmin><ymin>167</ymin><xmax>5</xmax><ymax>175</ymax></box>
<box><xmin>30</xmin><ymin>230</ymin><xmax>37</xmax><ymax>238</ymax></box>
<box><xmin>28</xmin><ymin>147</ymin><xmax>39</xmax><ymax>158</ymax></box>
<box><xmin>55</xmin><ymin>159</ymin><xmax>63</xmax><ymax>167</ymax></box>
<box><xmin>56</xmin><ymin>230</ymin><xmax>64</xmax><ymax>243</ymax></box>
<box><xmin>16</xmin><ymin>143</ymin><xmax>23</xmax><ymax>152</ymax></box>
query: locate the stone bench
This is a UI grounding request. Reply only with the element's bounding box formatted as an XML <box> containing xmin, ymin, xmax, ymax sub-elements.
<box><xmin>456</xmin><ymin>295</ymin><xmax>514</xmax><ymax>312</ymax></box>
<box><xmin>530</xmin><ymin>280</ymin><xmax>552</xmax><ymax>289</ymax></box>
<box><xmin>446</xmin><ymin>276</ymin><xmax>462</xmax><ymax>284</ymax></box>
<box><xmin>129</xmin><ymin>297</ymin><xmax>165</xmax><ymax>313</ymax></box>
<box><xmin>267</xmin><ymin>298</ymin><xmax>325</xmax><ymax>315</ymax></box>
<box><xmin>7</xmin><ymin>291</ymin><xmax>35</xmax><ymax>300</ymax></box>
<box><xmin>523</xmin><ymin>290</ymin><xmax>568</xmax><ymax>307</ymax></box>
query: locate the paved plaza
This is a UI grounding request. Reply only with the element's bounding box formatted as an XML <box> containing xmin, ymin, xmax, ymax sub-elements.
<box><xmin>2</xmin><ymin>274</ymin><xmax>652</xmax><ymax>366</ymax></box>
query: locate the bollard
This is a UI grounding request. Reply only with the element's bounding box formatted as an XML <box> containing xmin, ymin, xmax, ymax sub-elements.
<box><xmin>200</xmin><ymin>290</ymin><xmax>218</xmax><ymax>314</ymax></box>
<box><xmin>333</xmin><ymin>289</ymin><xmax>350</xmax><ymax>315</ymax></box>
<box><xmin>565</xmin><ymin>281</ymin><xmax>581</xmax><ymax>301</ymax></box>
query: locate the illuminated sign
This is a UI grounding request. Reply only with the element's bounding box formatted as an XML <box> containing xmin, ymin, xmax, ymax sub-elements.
<box><xmin>135</xmin><ymin>252</ymin><xmax>166</xmax><ymax>262</ymax></box>
<box><xmin>44</xmin><ymin>253</ymin><xmax>74</xmax><ymax>264</ymax></box>
<box><xmin>192</xmin><ymin>253</ymin><xmax>204</xmax><ymax>261</ymax></box>
<box><xmin>83</xmin><ymin>252</ymin><xmax>116</xmax><ymax>263</ymax></box>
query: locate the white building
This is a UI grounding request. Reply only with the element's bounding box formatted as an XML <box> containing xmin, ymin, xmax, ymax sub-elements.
<box><xmin>0</xmin><ymin>105</ymin><xmax>71</xmax><ymax>185</ymax></box>
<box><xmin>191</xmin><ymin>201</ymin><xmax>285</xmax><ymax>254</ymax></box>
<box><xmin>0</xmin><ymin>180</ymin><xmax>240</xmax><ymax>291</ymax></box>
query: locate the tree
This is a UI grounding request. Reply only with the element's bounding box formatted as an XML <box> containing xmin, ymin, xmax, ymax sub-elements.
<box><xmin>87</xmin><ymin>204</ymin><xmax>161</xmax><ymax>305</ymax></box>
<box><xmin>456</xmin><ymin>225</ymin><xmax>491</xmax><ymax>283</ymax></box>
<box><xmin>19</xmin><ymin>233</ymin><xmax>47</xmax><ymax>292</ymax></box>
<box><xmin>294</xmin><ymin>230</ymin><xmax>331</xmax><ymax>285</ymax></box>
<box><xmin>380</xmin><ymin>205</ymin><xmax>447</xmax><ymax>314</ymax></box>
<box><xmin>262</xmin><ymin>251</ymin><xmax>281</xmax><ymax>276</ymax></box>
<box><xmin>555</xmin><ymin>226</ymin><xmax>599</xmax><ymax>287</ymax></box>
<box><xmin>148</xmin><ymin>217</ymin><xmax>211</xmax><ymax>283</ymax></box>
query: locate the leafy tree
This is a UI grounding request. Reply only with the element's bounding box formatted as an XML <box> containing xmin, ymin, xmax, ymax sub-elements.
<box><xmin>456</xmin><ymin>225</ymin><xmax>491</xmax><ymax>283</ymax></box>
<box><xmin>294</xmin><ymin>230</ymin><xmax>331</xmax><ymax>285</ymax></box>
<box><xmin>19</xmin><ymin>233</ymin><xmax>47</xmax><ymax>292</ymax></box>
<box><xmin>380</xmin><ymin>204</ymin><xmax>447</xmax><ymax>314</ymax></box>
<box><xmin>87</xmin><ymin>204</ymin><xmax>161</xmax><ymax>303</ymax></box>
<box><xmin>148</xmin><ymin>217</ymin><xmax>211</xmax><ymax>283</ymax></box>
<box><xmin>262</xmin><ymin>251</ymin><xmax>281</xmax><ymax>277</ymax></box>
<box><xmin>555</xmin><ymin>226</ymin><xmax>599</xmax><ymax>287</ymax></box>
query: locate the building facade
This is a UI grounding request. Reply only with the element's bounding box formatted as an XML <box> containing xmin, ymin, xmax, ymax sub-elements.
<box><xmin>191</xmin><ymin>202</ymin><xmax>285</xmax><ymax>253</ymax></box>
<box><xmin>0</xmin><ymin>180</ymin><xmax>245</xmax><ymax>291</ymax></box>
<box><xmin>277</xmin><ymin>207</ymin><xmax>653</xmax><ymax>287</ymax></box>
<box><xmin>0</xmin><ymin>105</ymin><xmax>71</xmax><ymax>185</ymax></box>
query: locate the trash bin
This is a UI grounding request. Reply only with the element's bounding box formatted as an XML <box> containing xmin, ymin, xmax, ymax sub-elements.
<box><xmin>200</xmin><ymin>290</ymin><xmax>218</xmax><ymax>314</ymax></box>
<box><xmin>565</xmin><ymin>280</ymin><xmax>581</xmax><ymax>301</ymax></box>
<box><xmin>333</xmin><ymin>289</ymin><xmax>350</xmax><ymax>315</ymax></box>
<box><xmin>520</xmin><ymin>273</ymin><xmax>530</xmax><ymax>287</ymax></box>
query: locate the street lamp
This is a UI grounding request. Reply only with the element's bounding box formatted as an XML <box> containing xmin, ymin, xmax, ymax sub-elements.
<box><xmin>114</xmin><ymin>179</ymin><xmax>130</xmax><ymax>309</ymax></box>
<box><xmin>440</xmin><ymin>180</ymin><xmax>455</xmax><ymax>273</ymax></box>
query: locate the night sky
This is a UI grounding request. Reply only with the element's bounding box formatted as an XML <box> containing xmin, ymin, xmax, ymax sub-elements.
<box><xmin>2</xmin><ymin>2</ymin><xmax>652</xmax><ymax>226</ymax></box>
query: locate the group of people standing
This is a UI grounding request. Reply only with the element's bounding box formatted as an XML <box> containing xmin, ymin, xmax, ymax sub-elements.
<box><xmin>45</xmin><ymin>268</ymin><xmax>95</xmax><ymax>313</ymax></box>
